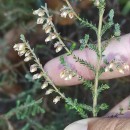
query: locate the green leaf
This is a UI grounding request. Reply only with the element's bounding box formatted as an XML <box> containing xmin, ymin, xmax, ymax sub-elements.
<box><xmin>79</xmin><ymin>34</ymin><xmax>89</xmax><ymax>50</ymax></box>
<box><xmin>15</xmin><ymin>95</ymin><xmax>45</xmax><ymax>120</ymax></box>
<box><xmin>70</xmin><ymin>42</ymin><xmax>76</xmax><ymax>53</ymax></box>
<box><xmin>73</xmin><ymin>55</ymin><xmax>95</xmax><ymax>72</ymax></box>
<box><xmin>98</xmin><ymin>84</ymin><xmax>110</xmax><ymax>93</ymax></box>
<box><xmin>65</xmin><ymin>98</ymin><xmax>92</xmax><ymax>118</ymax></box>
<box><xmin>114</xmin><ymin>23</ymin><xmax>121</xmax><ymax>38</ymax></box>
<box><xmin>102</xmin><ymin>9</ymin><xmax>114</xmax><ymax>35</ymax></box>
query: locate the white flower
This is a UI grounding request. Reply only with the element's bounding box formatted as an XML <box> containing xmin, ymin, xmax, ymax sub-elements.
<box><xmin>37</xmin><ymin>17</ymin><xmax>44</xmax><ymax>24</ymax></box>
<box><xmin>24</xmin><ymin>56</ymin><xmax>32</xmax><ymax>62</ymax></box>
<box><xmin>13</xmin><ymin>43</ymin><xmax>25</xmax><ymax>51</ymax></box>
<box><xmin>33</xmin><ymin>8</ymin><xmax>45</xmax><ymax>16</ymax></box>
<box><xmin>54</xmin><ymin>42</ymin><xmax>60</xmax><ymax>48</ymax></box>
<box><xmin>44</xmin><ymin>26</ymin><xmax>51</xmax><ymax>34</ymax></box>
<box><xmin>123</xmin><ymin>63</ymin><xmax>129</xmax><ymax>71</ymax></box>
<box><xmin>53</xmin><ymin>96</ymin><xmax>61</xmax><ymax>104</ymax></box>
<box><xmin>108</xmin><ymin>63</ymin><xmax>114</xmax><ymax>69</ymax></box>
<box><xmin>25</xmin><ymin>51</ymin><xmax>30</xmax><ymax>57</ymax></box>
<box><xmin>105</xmin><ymin>66</ymin><xmax>109</xmax><ymax>72</ymax></box>
<box><xmin>60</xmin><ymin>71</ymin><xmax>65</xmax><ymax>78</ymax></box>
<box><xmin>37</xmin><ymin>72</ymin><xmax>43</xmax><ymax>79</ymax></box>
<box><xmin>56</xmin><ymin>45</ymin><xmax>63</xmax><ymax>53</ymax></box>
<box><xmin>18</xmin><ymin>50</ymin><xmax>26</xmax><ymax>56</ymax></box>
<box><xmin>45</xmin><ymin>89</ymin><xmax>53</xmax><ymax>95</ymax></box>
<box><xmin>68</xmin><ymin>12</ymin><xmax>74</xmax><ymax>19</ymax></box>
<box><xmin>45</xmin><ymin>35</ymin><xmax>52</xmax><ymax>42</ymax></box>
<box><xmin>30</xmin><ymin>64</ymin><xmax>37</xmax><ymax>73</ymax></box>
<box><xmin>118</xmin><ymin>68</ymin><xmax>124</xmax><ymax>74</ymax></box>
<box><xmin>41</xmin><ymin>81</ymin><xmax>48</xmax><ymax>89</ymax></box>
<box><xmin>61</xmin><ymin>11</ymin><xmax>68</xmax><ymax>18</ymax></box>
<box><xmin>51</xmin><ymin>33</ymin><xmax>57</xmax><ymax>40</ymax></box>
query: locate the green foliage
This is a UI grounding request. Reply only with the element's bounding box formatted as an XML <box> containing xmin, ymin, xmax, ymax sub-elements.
<box><xmin>80</xmin><ymin>19</ymin><xmax>97</xmax><ymax>33</ymax></box>
<box><xmin>73</xmin><ymin>55</ymin><xmax>95</xmax><ymax>73</ymax></box>
<box><xmin>79</xmin><ymin>34</ymin><xmax>89</xmax><ymax>50</ymax></box>
<box><xmin>98</xmin><ymin>84</ymin><xmax>110</xmax><ymax>93</ymax></box>
<box><xmin>97</xmin><ymin>103</ymin><xmax>108</xmax><ymax>113</ymax></box>
<box><xmin>114</xmin><ymin>23</ymin><xmax>121</xmax><ymax>38</ymax></box>
<box><xmin>102</xmin><ymin>9</ymin><xmax>114</xmax><ymax>36</ymax></box>
<box><xmin>65</xmin><ymin>98</ymin><xmax>92</xmax><ymax>118</ymax></box>
<box><xmin>70</xmin><ymin>42</ymin><xmax>77</xmax><ymax>53</ymax></box>
<box><xmin>83</xmin><ymin>80</ymin><xmax>93</xmax><ymax>90</ymax></box>
<box><xmin>16</xmin><ymin>95</ymin><xmax>45</xmax><ymax>120</ymax></box>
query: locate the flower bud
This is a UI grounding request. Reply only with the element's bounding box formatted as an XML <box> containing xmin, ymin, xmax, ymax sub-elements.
<box><xmin>24</xmin><ymin>56</ymin><xmax>32</xmax><ymax>62</ymax></box>
<box><xmin>18</xmin><ymin>50</ymin><xmax>26</xmax><ymax>56</ymax></box>
<box><xmin>41</xmin><ymin>81</ymin><xmax>48</xmax><ymax>89</ymax></box>
<box><xmin>54</xmin><ymin>42</ymin><xmax>60</xmax><ymax>48</ymax></box>
<box><xmin>60</xmin><ymin>71</ymin><xmax>65</xmax><ymax>78</ymax></box>
<box><xmin>30</xmin><ymin>64</ymin><xmax>37</xmax><ymax>73</ymax></box>
<box><xmin>44</xmin><ymin>26</ymin><xmax>51</xmax><ymax>34</ymax></box>
<box><xmin>61</xmin><ymin>11</ymin><xmax>68</xmax><ymax>18</ymax></box>
<box><xmin>105</xmin><ymin>66</ymin><xmax>109</xmax><ymax>72</ymax></box>
<box><xmin>37</xmin><ymin>17</ymin><xmax>44</xmax><ymax>24</ymax></box>
<box><xmin>123</xmin><ymin>64</ymin><xmax>129</xmax><ymax>70</ymax></box>
<box><xmin>45</xmin><ymin>89</ymin><xmax>53</xmax><ymax>95</ymax></box>
<box><xmin>56</xmin><ymin>45</ymin><xmax>63</xmax><ymax>53</ymax></box>
<box><xmin>25</xmin><ymin>51</ymin><xmax>31</xmax><ymax>57</ymax></box>
<box><xmin>53</xmin><ymin>96</ymin><xmax>61</xmax><ymax>104</ymax></box>
<box><xmin>68</xmin><ymin>12</ymin><xmax>74</xmax><ymax>19</ymax></box>
<box><xmin>118</xmin><ymin>68</ymin><xmax>124</xmax><ymax>74</ymax></box>
<box><xmin>45</xmin><ymin>35</ymin><xmax>52</xmax><ymax>42</ymax></box>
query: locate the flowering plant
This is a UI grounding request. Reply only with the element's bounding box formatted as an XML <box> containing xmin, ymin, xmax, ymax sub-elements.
<box><xmin>13</xmin><ymin>0</ymin><xmax>129</xmax><ymax>120</ymax></box>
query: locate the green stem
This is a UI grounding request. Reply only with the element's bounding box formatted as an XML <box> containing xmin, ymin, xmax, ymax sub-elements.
<box><xmin>93</xmin><ymin>7</ymin><xmax>104</xmax><ymax>117</ymax></box>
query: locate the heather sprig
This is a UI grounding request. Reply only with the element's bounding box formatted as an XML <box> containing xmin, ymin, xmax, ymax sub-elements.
<box><xmin>13</xmin><ymin>0</ymin><xmax>130</xmax><ymax>119</ymax></box>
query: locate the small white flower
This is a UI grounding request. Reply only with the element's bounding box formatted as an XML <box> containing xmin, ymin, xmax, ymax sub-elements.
<box><xmin>54</xmin><ymin>42</ymin><xmax>60</xmax><ymax>48</ymax></box>
<box><xmin>33</xmin><ymin>8</ymin><xmax>45</xmax><ymax>16</ymax></box>
<box><xmin>118</xmin><ymin>68</ymin><xmax>124</xmax><ymax>74</ymax></box>
<box><xmin>30</xmin><ymin>64</ymin><xmax>37</xmax><ymax>73</ymax></box>
<box><xmin>32</xmin><ymin>73</ymin><xmax>39</xmax><ymax>80</ymax></box>
<box><xmin>51</xmin><ymin>33</ymin><xmax>57</xmax><ymax>40</ymax></box>
<box><xmin>25</xmin><ymin>51</ymin><xmax>30</xmax><ymax>57</ymax></box>
<box><xmin>45</xmin><ymin>35</ymin><xmax>52</xmax><ymax>42</ymax></box>
<box><xmin>18</xmin><ymin>50</ymin><xmax>26</xmax><ymax>56</ymax></box>
<box><xmin>60</xmin><ymin>71</ymin><xmax>65</xmax><ymax>79</ymax></box>
<box><xmin>14</xmin><ymin>43</ymin><xmax>25</xmax><ymax>51</ymax></box>
<box><xmin>61</xmin><ymin>11</ymin><xmax>68</xmax><ymax>18</ymax></box>
<box><xmin>68</xmin><ymin>74</ymin><xmax>73</xmax><ymax>80</ymax></box>
<box><xmin>123</xmin><ymin>63</ymin><xmax>129</xmax><ymax>71</ymax></box>
<box><xmin>13</xmin><ymin>44</ymin><xmax>19</xmax><ymax>51</ymax></box>
<box><xmin>68</xmin><ymin>12</ymin><xmax>74</xmax><ymax>19</ymax></box>
<box><xmin>37</xmin><ymin>72</ymin><xmax>43</xmax><ymax>79</ymax></box>
<box><xmin>45</xmin><ymin>89</ymin><xmax>53</xmax><ymax>95</ymax></box>
<box><xmin>105</xmin><ymin>66</ymin><xmax>109</xmax><ymax>72</ymax></box>
<box><xmin>24</xmin><ymin>56</ymin><xmax>32</xmax><ymax>62</ymax></box>
<box><xmin>95</xmin><ymin>0</ymin><xmax>100</xmax><ymax>6</ymax></box>
<box><xmin>56</xmin><ymin>45</ymin><xmax>63</xmax><ymax>53</ymax></box>
<box><xmin>44</xmin><ymin>26</ymin><xmax>51</xmax><ymax>34</ymax></box>
<box><xmin>32</xmin><ymin>73</ymin><xmax>42</xmax><ymax>80</ymax></box>
<box><xmin>37</xmin><ymin>17</ymin><xmax>44</xmax><ymax>24</ymax></box>
<box><xmin>41</xmin><ymin>81</ymin><xmax>48</xmax><ymax>89</ymax></box>
<box><xmin>108</xmin><ymin>63</ymin><xmax>114</xmax><ymax>69</ymax></box>
<box><xmin>53</xmin><ymin>96</ymin><xmax>61</xmax><ymax>104</ymax></box>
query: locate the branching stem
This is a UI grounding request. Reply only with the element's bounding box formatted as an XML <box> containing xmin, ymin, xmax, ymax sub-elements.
<box><xmin>93</xmin><ymin>6</ymin><xmax>105</xmax><ymax>117</ymax></box>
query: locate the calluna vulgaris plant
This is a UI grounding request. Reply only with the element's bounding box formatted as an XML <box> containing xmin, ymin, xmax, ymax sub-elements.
<box><xmin>13</xmin><ymin>0</ymin><xmax>129</xmax><ymax>121</ymax></box>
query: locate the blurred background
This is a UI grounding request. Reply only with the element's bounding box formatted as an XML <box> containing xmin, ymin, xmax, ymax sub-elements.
<box><xmin>0</xmin><ymin>0</ymin><xmax>130</xmax><ymax>130</ymax></box>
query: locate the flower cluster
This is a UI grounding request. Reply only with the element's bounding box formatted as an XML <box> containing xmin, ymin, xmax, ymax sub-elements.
<box><xmin>13</xmin><ymin>39</ymin><xmax>62</xmax><ymax>104</ymax></box>
<box><xmin>105</xmin><ymin>59</ymin><xmax>129</xmax><ymax>74</ymax></box>
<box><xmin>60</xmin><ymin>5</ymin><xmax>74</xmax><ymax>19</ymax></box>
<box><xmin>13</xmin><ymin>43</ymin><xmax>32</xmax><ymax>62</ymax></box>
<box><xmin>33</xmin><ymin>7</ymin><xmax>64</xmax><ymax>53</ymax></box>
<box><xmin>60</xmin><ymin>69</ymin><xmax>74</xmax><ymax>80</ymax></box>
